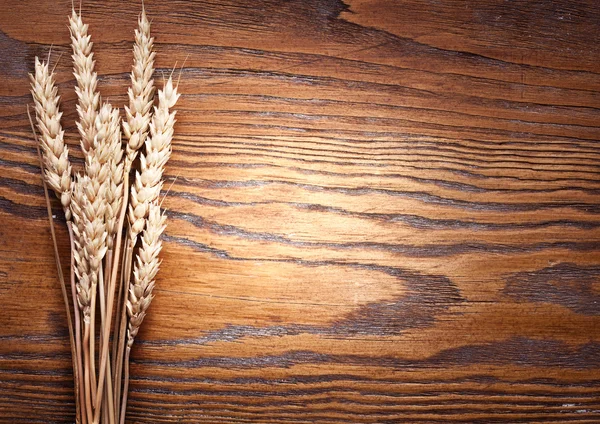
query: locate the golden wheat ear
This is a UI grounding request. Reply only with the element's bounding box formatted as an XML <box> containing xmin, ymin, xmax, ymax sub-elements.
<box><xmin>69</xmin><ymin>8</ymin><xmax>101</xmax><ymax>156</ymax></box>
<box><xmin>127</xmin><ymin>200</ymin><xmax>167</xmax><ymax>344</ymax></box>
<box><xmin>123</xmin><ymin>7</ymin><xmax>156</xmax><ymax>164</ymax></box>
<box><xmin>128</xmin><ymin>76</ymin><xmax>180</xmax><ymax>243</ymax></box>
<box><xmin>93</xmin><ymin>102</ymin><xmax>125</xmax><ymax>249</ymax></box>
<box><xmin>29</xmin><ymin>57</ymin><xmax>73</xmax><ymax>220</ymax></box>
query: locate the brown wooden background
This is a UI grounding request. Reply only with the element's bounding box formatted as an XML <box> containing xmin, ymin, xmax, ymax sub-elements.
<box><xmin>1</xmin><ymin>0</ymin><xmax>600</xmax><ymax>422</ymax></box>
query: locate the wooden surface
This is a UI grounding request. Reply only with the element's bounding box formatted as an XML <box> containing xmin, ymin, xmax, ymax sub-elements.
<box><xmin>1</xmin><ymin>0</ymin><xmax>600</xmax><ymax>422</ymax></box>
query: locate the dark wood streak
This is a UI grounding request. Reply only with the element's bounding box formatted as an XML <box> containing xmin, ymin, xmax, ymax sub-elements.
<box><xmin>166</xmin><ymin>178</ymin><xmax>600</xmax><ymax>213</ymax></box>
<box><xmin>1</xmin><ymin>0</ymin><xmax>600</xmax><ymax>422</ymax></box>
<box><xmin>165</xmin><ymin>217</ymin><xmax>600</xmax><ymax>256</ymax></box>
<box><xmin>169</xmin><ymin>189</ymin><xmax>600</xmax><ymax>230</ymax></box>
<box><xmin>504</xmin><ymin>263</ymin><xmax>600</xmax><ymax>315</ymax></box>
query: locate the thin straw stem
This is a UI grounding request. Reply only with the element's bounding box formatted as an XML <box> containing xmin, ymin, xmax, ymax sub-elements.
<box><xmin>100</xmin><ymin>255</ymin><xmax>109</xmax><ymax>424</ymax></box>
<box><xmin>104</xmin><ymin>358</ymin><xmax>115</xmax><ymax>424</ymax></box>
<box><xmin>113</xmin><ymin>241</ymin><xmax>133</xmax><ymax>421</ymax></box>
<box><xmin>102</xmin><ymin>393</ymin><xmax>109</xmax><ymax>424</ymax></box>
<box><xmin>83</xmin><ymin>322</ymin><xmax>93</xmax><ymax>424</ymax></box>
<box><xmin>89</xmin><ymin>280</ymin><xmax>97</xmax><ymax>407</ymax></box>
<box><xmin>119</xmin><ymin>347</ymin><xmax>131</xmax><ymax>424</ymax></box>
<box><xmin>112</xmin><ymin>235</ymin><xmax>130</xmax><ymax>421</ymax></box>
<box><xmin>95</xmin><ymin>254</ymin><xmax>115</xmax><ymax>424</ymax></box>
<box><xmin>104</xmin><ymin>253</ymin><xmax>116</xmax><ymax>424</ymax></box>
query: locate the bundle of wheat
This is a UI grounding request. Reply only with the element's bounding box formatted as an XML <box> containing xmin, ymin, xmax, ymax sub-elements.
<box><xmin>28</xmin><ymin>6</ymin><xmax>179</xmax><ymax>424</ymax></box>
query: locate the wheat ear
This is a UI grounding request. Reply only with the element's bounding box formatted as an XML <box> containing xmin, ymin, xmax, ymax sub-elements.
<box><xmin>129</xmin><ymin>76</ymin><xmax>179</xmax><ymax>241</ymax></box>
<box><xmin>127</xmin><ymin>202</ymin><xmax>166</xmax><ymax>344</ymax></box>
<box><xmin>70</xmin><ymin>8</ymin><xmax>100</xmax><ymax>155</ymax></box>
<box><xmin>122</xmin><ymin>7</ymin><xmax>155</xmax><ymax>164</ymax></box>
<box><xmin>29</xmin><ymin>57</ymin><xmax>73</xmax><ymax>220</ymax></box>
<box><xmin>120</xmin><ymin>202</ymin><xmax>166</xmax><ymax>424</ymax></box>
<box><xmin>94</xmin><ymin>103</ymin><xmax>125</xmax><ymax>248</ymax></box>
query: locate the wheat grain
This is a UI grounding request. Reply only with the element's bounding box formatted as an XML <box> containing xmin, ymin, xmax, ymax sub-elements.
<box><xmin>29</xmin><ymin>57</ymin><xmax>73</xmax><ymax>220</ymax></box>
<box><xmin>122</xmin><ymin>7</ymin><xmax>155</xmax><ymax>164</ymax></box>
<box><xmin>128</xmin><ymin>77</ymin><xmax>179</xmax><ymax>241</ymax></box>
<box><xmin>70</xmin><ymin>8</ymin><xmax>100</xmax><ymax>155</ymax></box>
<box><xmin>94</xmin><ymin>103</ymin><xmax>122</xmax><ymax>165</ymax></box>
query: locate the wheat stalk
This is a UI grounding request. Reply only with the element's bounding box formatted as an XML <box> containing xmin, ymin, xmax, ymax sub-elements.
<box><xmin>116</xmin><ymin>76</ymin><xmax>179</xmax><ymax>424</ymax></box>
<box><xmin>70</xmin><ymin>6</ymin><xmax>104</xmax><ymax>416</ymax></box>
<box><xmin>27</xmin><ymin>103</ymin><xmax>83</xmax><ymax>423</ymax></box>
<box><xmin>112</xmin><ymin>13</ymin><xmax>155</xmax><ymax>413</ymax></box>
<box><xmin>80</xmin><ymin>132</ymin><xmax>109</xmax><ymax>410</ymax></box>
<box><xmin>120</xmin><ymin>201</ymin><xmax>166</xmax><ymax>424</ymax></box>
<box><xmin>114</xmin><ymin>74</ymin><xmax>178</xmax><ymax>421</ymax></box>
<box><xmin>29</xmin><ymin>58</ymin><xmax>73</xmax><ymax>220</ymax></box>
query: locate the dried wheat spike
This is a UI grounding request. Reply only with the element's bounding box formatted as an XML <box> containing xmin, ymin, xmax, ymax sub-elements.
<box><xmin>95</xmin><ymin>103</ymin><xmax>124</xmax><ymax>248</ymax></box>
<box><xmin>128</xmin><ymin>77</ymin><xmax>179</xmax><ymax>240</ymax></box>
<box><xmin>122</xmin><ymin>7</ymin><xmax>155</xmax><ymax>163</ymax></box>
<box><xmin>71</xmin><ymin>179</ymin><xmax>91</xmax><ymax>316</ymax></box>
<box><xmin>71</xmin><ymin>174</ymin><xmax>108</xmax><ymax>318</ymax></box>
<box><xmin>29</xmin><ymin>57</ymin><xmax>72</xmax><ymax>220</ymax></box>
<box><xmin>69</xmin><ymin>8</ymin><xmax>100</xmax><ymax>155</ymax></box>
<box><xmin>126</xmin><ymin>202</ymin><xmax>166</xmax><ymax>345</ymax></box>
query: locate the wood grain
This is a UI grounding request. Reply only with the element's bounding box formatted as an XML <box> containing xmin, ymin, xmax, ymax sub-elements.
<box><xmin>1</xmin><ymin>0</ymin><xmax>600</xmax><ymax>422</ymax></box>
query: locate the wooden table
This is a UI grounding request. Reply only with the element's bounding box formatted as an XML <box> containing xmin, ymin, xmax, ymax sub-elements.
<box><xmin>1</xmin><ymin>0</ymin><xmax>599</xmax><ymax>422</ymax></box>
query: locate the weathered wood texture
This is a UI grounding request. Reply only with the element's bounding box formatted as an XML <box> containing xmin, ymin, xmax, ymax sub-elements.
<box><xmin>1</xmin><ymin>0</ymin><xmax>600</xmax><ymax>422</ymax></box>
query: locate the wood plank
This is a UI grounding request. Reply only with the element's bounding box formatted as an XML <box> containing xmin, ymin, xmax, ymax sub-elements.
<box><xmin>0</xmin><ymin>0</ymin><xmax>599</xmax><ymax>422</ymax></box>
